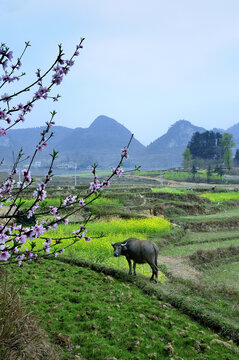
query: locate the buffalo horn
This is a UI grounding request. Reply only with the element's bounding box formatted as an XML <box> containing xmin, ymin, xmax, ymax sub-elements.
<box><xmin>121</xmin><ymin>242</ymin><xmax>128</xmax><ymax>247</ymax></box>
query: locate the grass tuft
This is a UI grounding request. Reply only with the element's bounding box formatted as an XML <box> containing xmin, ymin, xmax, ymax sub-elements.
<box><xmin>0</xmin><ymin>270</ymin><xmax>59</xmax><ymax>360</ymax></box>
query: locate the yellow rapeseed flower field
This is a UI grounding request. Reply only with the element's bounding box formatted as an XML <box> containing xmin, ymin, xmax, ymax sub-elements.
<box><xmin>34</xmin><ymin>217</ymin><xmax>171</xmax><ymax>282</ymax></box>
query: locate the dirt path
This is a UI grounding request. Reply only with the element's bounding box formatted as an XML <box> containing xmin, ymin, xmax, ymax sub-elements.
<box><xmin>158</xmin><ymin>255</ymin><xmax>201</xmax><ymax>281</ymax></box>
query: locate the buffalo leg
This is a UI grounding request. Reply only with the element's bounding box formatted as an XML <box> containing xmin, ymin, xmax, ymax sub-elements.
<box><xmin>127</xmin><ymin>258</ymin><xmax>132</xmax><ymax>275</ymax></box>
<box><xmin>150</xmin><ymin>264</ymin><xmax>158</xmax><ymax>282</ymax></box>
<box><xmin>133</xmin><ymin>261</ymin><xmax>137</xmax><ymax>276</ymax></box>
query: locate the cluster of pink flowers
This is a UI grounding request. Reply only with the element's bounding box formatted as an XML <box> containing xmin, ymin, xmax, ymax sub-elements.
<box><xmin>2</xmin><ymin>74</ymin><xmax>20</xmax><ymax>83</ymax></box>
<box><xmin>121</xmin><ymin>147</ymin><xmax>128</xmax><ymax>159</ymax></box>
<box><xmin>89</xmin><ymin>181</ymin><xmax>103</xmax><ymax>192</ymax></box>
<box><xmin>32</xmin><ymin>182</ymin><xmax>47</xmax><ymax>201</ymax></box>
<box><xmin>79</xmin><ymin>198</ymin><xmax>85</xmax><ymax>207</ymax></box>
<box><xmin>49</xmin><ymin>206</ymin><xmax>59</xmax><ymax>216</ymax></box>
<box><xmin>34</xmin><ymin>86</ymin><xmax>48</xmax><ymax>100</ymax></box>
<box><xmin>0</xmin><ymin>41</ymin><xmax>83</xmax><ymax>133</ymax></box>
<box><xmin>88</xmin><ymin>170</ymin><xmax>111</xmax><ymax>193</ymax></box>
<box><xmin>62</xmin><ymin>195</ymin><xmax>77</xmax><ymax>206</ymax></box>
<box><xmin>0</xmin><ymin>45</ymin><xmax>14</xmax><ymax>70</ymax></box>
<box><xmin>21</xmin><ymin>169</ymin><xmax>32</xmax><ymax>184</ymax></box>
<box><xmin>0</xmin><ymin>171</ymin><xmax>16</xmax><ymax>198</ymax></box>
<box><xmin>51</xmin><ymin>44</ymin><xmax>81</xmax><ymax>86</ymax></box>
<box><xmin>112</xmin><ymin>166</ymin><xmax>124</xmax><ymax>177</ymax></box>
<box><xmin>0</xmin><ymin>128</ymin><xmax>7</xmax><ymax>135</ymax></box>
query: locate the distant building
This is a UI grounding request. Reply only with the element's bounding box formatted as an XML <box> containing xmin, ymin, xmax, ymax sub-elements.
<box><xmin>34</xmin><ymin>161</ymin><xmax>41</xmax><ymax>168</ymax></box>
<box><xmin>56</xmin><ymin>162</ymin><xmax>76</xmax><ymax>169</ymax></box>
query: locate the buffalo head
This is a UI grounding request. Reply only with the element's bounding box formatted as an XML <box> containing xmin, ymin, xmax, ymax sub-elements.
<box><xmin>111</xmin><ymin>241</ymin><xmax>128</xmax><ymax>257</ymax></box>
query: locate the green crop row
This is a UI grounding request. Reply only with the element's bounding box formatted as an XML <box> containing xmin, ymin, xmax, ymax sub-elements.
<box><xmin>152</xmin><ymin>187</ymin><xmax>189</xmax><ymax>194</ymax></box>
<box><xmin>163</xmin><ymin>171</ymin><xmax>224</xmax><ymax>181</ymax></box>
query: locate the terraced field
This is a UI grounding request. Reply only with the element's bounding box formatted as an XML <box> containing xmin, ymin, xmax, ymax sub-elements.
<box><xmin>48</xmin><ymin>184</ymin><xmax>239</xmax><ymax>345</ymax></box>
<box><xmin>88</xmin><ymin>181</ymin><xmax>239</xmax><ymax>344</ymax></box>
<box><xmin>149</xmin><ymin>188</ymin><xmax>239</xmax><ymax>344</ymax></box>
<box><xmin>3</xmin><ymin>177</ymin><xmax>239</xmax><ymax>359</ymax></box>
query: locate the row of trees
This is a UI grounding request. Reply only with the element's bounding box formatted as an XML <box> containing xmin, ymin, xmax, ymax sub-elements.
<box><xmin>183</xmin><ymin>130</ymin><xmax>236</xmax><ymax>171</ymax></box>
<box><xmin>191</xmin><ymin>163</ymin><xmax>224</xmax><ymax>182</ymax></box>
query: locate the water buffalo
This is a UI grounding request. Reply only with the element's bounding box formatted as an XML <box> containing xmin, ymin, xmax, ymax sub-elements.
<box><xmin>111</xmin><ymin>238</ymin><xmax>159</xmax><ymax>282</ymax></box>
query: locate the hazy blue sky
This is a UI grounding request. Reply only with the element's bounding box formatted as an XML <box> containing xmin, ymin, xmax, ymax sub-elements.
<box><xmin>1</xmin><ymin>0</ymin><xmax>239</xmax><ymax>145</ymax></box>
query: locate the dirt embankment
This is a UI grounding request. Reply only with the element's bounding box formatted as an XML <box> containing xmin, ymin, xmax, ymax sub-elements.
<box><xmin>153</xmin><ymin>202</ymin><xmax>206</xmax><ymax>217</ymax></box>
<box><xmin>178</xmin><ymin>217</ymin><xmax>239</xmax><ymax>232</ymax></box>
<box><xmin>150</xmin><ymin>192</ymin><xmax>210</xmax><ymax>217</ymax></box>
<box><xmin>149</xmin><ymin>192</ymin><xmax>210</xmax><ymax>203</ymax></box>
<box><xmin>189</xmin><ymin>245</ymin><xmax>239</xmax><ymax>265</ymax></box>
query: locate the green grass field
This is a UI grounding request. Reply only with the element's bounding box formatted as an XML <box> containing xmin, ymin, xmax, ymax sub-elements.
<box><xmin>201</xmin><ymin>191</ymin><xmax>239</xmax><ymax>202</ymax></box>
<box><xmin>203</xmin><ymin>262</ymin><xmax>239</xmax><ymax>290</ymax></box>
<box><xmin>136</xmin><ymin>170</ymin><xmax>225</xmax><ymax>183</ymax></box>
<box><xmin>174</xmin><ymin>207</ymin><xmax>239</xmax><ymax>222</ymax></box>
<box><xmin>8</xmin><ymin>260</ymin><xmax>239</xmax><ymax>360</ymax></box>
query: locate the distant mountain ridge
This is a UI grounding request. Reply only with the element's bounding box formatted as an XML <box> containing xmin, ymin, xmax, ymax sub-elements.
<box><xmin>144</xmin><ymin>120</ymin><xmax>206</xmax><ymax>168</ymax></box>
<box><xmin>0</xmin><ymin>115</ymin><xmax>239</xmax><ymax>170</ymax></box>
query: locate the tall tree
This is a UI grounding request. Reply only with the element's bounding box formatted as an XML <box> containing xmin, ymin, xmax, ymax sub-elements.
<box><xmin>207</xmin><ymin>164</ymin><xmax>212</xmax><ymax>183</ymax></box>
<box><xmin>191</xmin><ymin>164</ymin><xmax>197</xmax><ymax>181</ymax></box>
<box><xmin>187</xmin><ymin>131</ymin><xmax>223</xmax><ymax>160</ymax></box>
<box><xmin>233</xmin><ymin>149</ymin><xmax>239</xmax><ymax>167</ymax></box>
<box><xmin>182</xmin><ymin>147</ymin><xmax>192</xmax><ymax>170</ymax></box>
<box><xmin>217</xmin><ymin>165</ymin><xmax>224</xmax><ymax>182</ymax></box>
<box><xmin>224</xmin><ymin>148</ymin><xmax>233</xmax><ymax>170</ymax></box>
<box><xmin>187</xmin><ymin>131</ymin><xmax>235</xmax><ymax>169</ymax></box>
<box><xmin>220</xmin><ymin>133</ymin><xmax>235</xmax><ymax>170</ymax></box>
<box><xmin>220</xmin><ymin>133</ymin><xmax>235</xmax><ymax>151</ymax></box>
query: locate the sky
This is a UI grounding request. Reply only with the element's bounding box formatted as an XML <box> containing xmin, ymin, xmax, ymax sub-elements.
<box><xmin>1</xmin><ymin>0</ymin><xmax>239</xmax><ymax>145</ymax></box>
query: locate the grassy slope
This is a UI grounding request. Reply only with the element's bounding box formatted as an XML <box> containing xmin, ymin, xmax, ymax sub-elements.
<box><xmin>178</xmin><ymin>230</ymin><xmax>239</xmax><ymax>244</ymax></box>
<box><xmin>203</xmin><ymin>262</ymin><xmax>239</xmax><ymax>290</ymax></box>
<box><xmin>8</xmin><ymin>260</ymin><xmax>239</xmax><ymax>360</ymax></box>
